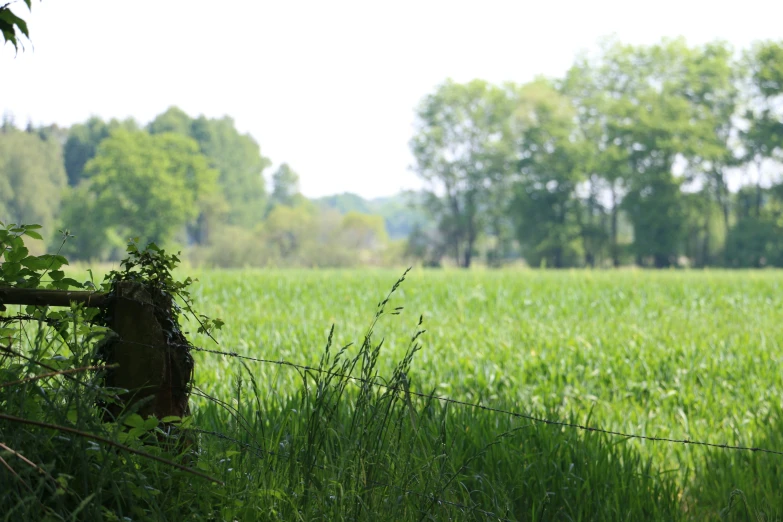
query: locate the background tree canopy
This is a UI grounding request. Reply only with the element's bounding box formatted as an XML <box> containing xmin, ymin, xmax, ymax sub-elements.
<box><xmin>409</xmin><ymin>37</ymin><xmax>783</xmax><ymax>268</ymax></box>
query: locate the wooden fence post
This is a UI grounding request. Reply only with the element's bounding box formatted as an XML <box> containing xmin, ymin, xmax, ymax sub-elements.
<box><xmin>0</xmin><ymin>282</ymin><xmax>193</xmax><ymax>422</ymax></box>
<box><xmin>101</xmin><ymin>281</ymin><xmax>193</xmax><ymax>421</ymax></box>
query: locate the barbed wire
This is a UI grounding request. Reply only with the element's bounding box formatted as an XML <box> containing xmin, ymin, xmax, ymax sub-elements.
<box><xmin>191</xmin><ymin>345</ymin><xmax>783</xmax><ymax>457</ymax></box>
<box><xmin>5</xmin><ymin>316</ymin><xmax>780</xmax><ymax>520</ymax></box>
<box><xmin>6</xmin><ymin>329</ymin><xmax>778</xmax><ymax>457</ymax></box>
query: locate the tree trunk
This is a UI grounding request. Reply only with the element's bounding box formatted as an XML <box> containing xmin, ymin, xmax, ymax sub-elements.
<box><xmin>755</xmin><ymin>159</ymin><xmax>764</xmax><ymax>218</ymax></box>
<box><xmin>610</xmin><ymin>186</ymin><xmax>620</xmax><ymax>267</ymax></box>
<box><xmin>463</xmin><ymin>222</ymin><xmax>475</xmax><ymax>268</ymax></box>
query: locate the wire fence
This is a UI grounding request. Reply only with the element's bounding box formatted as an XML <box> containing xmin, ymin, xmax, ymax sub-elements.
<box><xmin>5</xmin><ymin>324</ymin><xmax>776</xmax><ymax>457</ymax></box>
<box><xmin>190</xmin><ymin>344</ymin><xmax>783</xmax><ymax>457</ymax></box>
<box><xmin>4</xmin><ymin>316</ymin><xmax>781</xmax><ymax>521</ymax></box>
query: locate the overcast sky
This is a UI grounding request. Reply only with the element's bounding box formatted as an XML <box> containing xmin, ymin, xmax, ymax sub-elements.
<box><xmin>3</xmin><ymin>1</ymin><xmax>783</xmax><ymax>198</ymax></box>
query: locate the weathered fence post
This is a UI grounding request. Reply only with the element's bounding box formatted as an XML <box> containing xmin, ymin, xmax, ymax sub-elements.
<box><xmin>0</xmin><ymin>282</ymin><xmax>193</xmax><ymax>422</ymax></box>
<box><xmin>100</xmin><ymin>281</ymin><xmax>193</xmax><ymax>421</ymax></box>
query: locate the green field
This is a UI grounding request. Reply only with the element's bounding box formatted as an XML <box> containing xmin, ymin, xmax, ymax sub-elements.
<box><xmin>182</xmin><ymin>269</ymin><xmax>783</xmax><ymax>520</ymax></box>
<box><xmin>5</xmin><ymin>268</ymin><xmax>783</xmax><ymax>520</ymax></box>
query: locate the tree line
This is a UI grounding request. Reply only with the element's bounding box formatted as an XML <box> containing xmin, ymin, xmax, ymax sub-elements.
<box><xmin>2</xmin><ymin>37</ymin><xmax>782</xmax><ymax>269</ymax></box>
<box><xmin>409</xmin><ymin>37</ymin><xmax>783</xmax><ymax>268</ymax></box>
<box><xmin>0</xmin><ymin>107</ymin><xmax>397</xmax><ymax>267</ymax></box>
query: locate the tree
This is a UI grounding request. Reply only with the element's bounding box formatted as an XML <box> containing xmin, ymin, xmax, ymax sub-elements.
<box><xmin>63</xmin><ymin>117</ymin><xmax>139</xmax><ymax>186</ymax></box>
<box><xmin>619</xmin><ymin>83</ymin><xmax>691</xmax><ymax>268</ymax></box>
<box><xmin>0</xmin><ymin>127</ymin><xmax>67</xmax><ymax>251</ymax></box>
<box><xmin>741</xmin><ymin>41</ymin><xmax>783</xmax><ymax>217</ymax></box>
<box><xmin>147</xmin><ymin>106</ymin><xmax>193</xmax><ymax>136</ymax></box>
<box><xmin>185</xmin><ymin>113</ymin><xmax>271</xmax><ymax>225</ymax></box>
<box><xmin>60</xmin><ymin>129</ymin><xmax>219</xmax><ymax>258</ymax></box>
<box><xmin>564</xmin><ymin>39</ymin><xmax>714</xmax><ymax>267</ymax></box>
<box><xmin>509</xmin><ymin>80</ymin><xmax>587</xmax><ymax>268</ymax></box>
<box><xmin>676</xmin><ymin>41</ymin><xmax>740</xmax><ymax>263</ymax></box>
<box><xmin>410</xmin><ymin>79</ymin><xmax>514</xmax><ymax>268</ymax></box>
<box><xmin>148</xmin><ymin>107</ymin><xmax>272</xmax><ymax>225</ymax></box>
<box><xmin>148</xmin><ymin>108</ymin><xmax>272</xmax><ymax>231</ymax></box>
<box><xmin>269</xmin><ymin>163</ymin><xmax>302</xmax><ymax>209</ymax></box>
<box><xmin>561</xmin><ymin>40</ymin><xmax>638</xmax><ymax>266</ymax></box>
<box><xmin>724</xmin><ymin>185</ymin><xmax>783</xmax><ymax>267</ymax></box>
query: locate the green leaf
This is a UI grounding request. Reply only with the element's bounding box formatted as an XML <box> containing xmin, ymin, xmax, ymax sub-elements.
<box><xmin>0</xmin><ymin>327</ymin><xmax>19</xmax><ymax>338</ymax></box>
<box><xmin>57</xmin><ymin>278</ymin><xmax>83</xmax><ymax>289</ymax></box>
<box><xmin>20</xmin><ymin>257</ymin><xmax>50</xmax><ymax>270</ymax></box>
<box><xmin>6</xmin><ymin>246</ymin><xmax>28</xmax><ymax>263</ymax></box>
<box><xmin>0</xmin><ymin>9</ymin><xmax>28</xmax><ymax>38</ymax></box>
<box><xmin>128</xmin><ymin>427</ymin><xmax>147</xmax><ymax>439</ymax></box>
<box><xmin>49</xmin><ymin>270</ymin><xmax>65</xmax><ymax>281</ymax></box>
<box><xmin>123</xmin><ymin>414</ymin><xmax>145</xmax><ymax>429</ymax></box>
<box><xmin>22</xmin><ymin>254</ymin><xmax>67</xmax><ymax>271</ymax></box>
<box><xmin>1</xmin><ymin>262</ymin><xmax>22</xmax><ymax>278</ymax></box>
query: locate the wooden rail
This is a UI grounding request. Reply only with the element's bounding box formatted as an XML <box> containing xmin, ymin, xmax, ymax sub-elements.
<box><xmin>0</xmin><ymin>287</ymin><xmax>109</xmax><ymax>308</ymax></box>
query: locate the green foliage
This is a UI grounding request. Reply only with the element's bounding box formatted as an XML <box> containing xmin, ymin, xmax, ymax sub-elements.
<box><xmin>509</xmin><ymin>80</ymin><xmax>587</xmax><ymax>267</ymax></box>
<box><xmin>0</xmin><ymin>222</ymin><xmax>80</xmax><ymax>290</ymax></box>
<box><xmin>316</xmin><ymin>191</ymin><xmax>428</xmax><ymax>240</ymax></box>
<box><xmin>724</xmin><ymin>215</ymin><xmax>783</xmax><ymax>267</ymax></box>
<box><xmin>0</xmin><ymin>224</ymin><xmax>226</xmax><ymax>520</ymax></box>
<box><xmin>63</xmin><ymin>116</ymin><xmax>139</xmax><ymax>186</ymax></box>
<box><xmin>339</xmin><ymin>211</ymin><xmax>388</xmax><ymax>250</ymax></box>
<box><xmin>268</xmin><ymin>162</ymin><xmax>301</xmax><ymax>209</ymax></box>
<box><xmin>406</xmin><ymin>38</ymin><xmax>780</xmax><ymax>269</ymax></box>
<box><xmin>411</xmin><ymin>79</ymin><xmax>515</xmax><ymax>268</ymax></box>
<box><xmin>0</xmin><ymin>127</ymin><xmax>68</xmax><ymax>251</ymax></box>
<box><xmin>150</xmin><ymin>107</ymin><xmax>272</xmax><ymax>226</ymax></box>
<box><xmin>0</xmin><ymin>0</ymin><xmax>32</xmax><ymax>53</ymax></box>
<box><xmin>146</xmin><ymin>105</ymin><xmax>193</xmax><ymax>136</ymax></box>
<box><xmin>193</xmin><ymin>202</ymin><xmax>402</xmax><ymax>268</ymax></box>
<box><xmin>8</xmin><ymin>38</ymin><xmax>783</xmax><ymax>269</ymax></box>
<box><xmin>104</xmin><ymin>239</ymin><xmax>223</xmax><ymax>336</ymax></box>
<box><xmin>60</xmin><ymin>129</ymin><xmax>219</xmax><ymax>257</ymax></box>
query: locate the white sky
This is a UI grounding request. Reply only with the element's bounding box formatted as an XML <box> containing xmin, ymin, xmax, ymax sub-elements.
<box><xmin>3</xmin><ymin>0</ymin><xmax>783</xmax><ymax>198</ymax></box>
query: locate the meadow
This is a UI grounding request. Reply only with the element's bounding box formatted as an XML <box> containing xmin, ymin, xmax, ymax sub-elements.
<box><xmin>184</xmin><ymin>268</ymin><xmax>783</xmax><ymax>520</ymax></box>
<box><xmin>4</xmin><ymin>267</ymin><xmax>783</xmax><ymax>520</ymax></box>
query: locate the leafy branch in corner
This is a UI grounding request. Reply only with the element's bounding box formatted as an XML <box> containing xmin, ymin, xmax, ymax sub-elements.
<box><xmin>0</xmin><ymin>0</ymin><xmax>35</xmax><ymax>53</ymax></box>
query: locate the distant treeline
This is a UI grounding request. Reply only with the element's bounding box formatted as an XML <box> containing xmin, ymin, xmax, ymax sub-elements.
<box><xmin>409</xmin><ymin>37</ymin><xmax>783</xmax><ymax>268</ymax></box>
<box><xmin>0</xmin><ymin>107</ymin><xmax>420</xmax><ymax>267</ymax></box>
<box><xmin>2</xmin><ymin>37</ymin><xmax>782</xmax><ymax>268</ymax></box>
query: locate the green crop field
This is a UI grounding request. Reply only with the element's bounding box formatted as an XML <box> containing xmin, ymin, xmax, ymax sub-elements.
<box><xmin>179</xmin><ymin>268</ymin><xmax>783</xmax><ymax>520</ymax></box>
<box><xmin>5</xmin><ymin>266</ymin><xmax>783</xmax><ymax>520</ymax></box>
